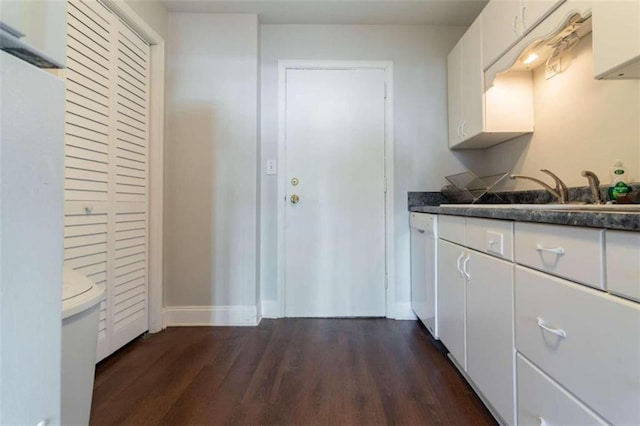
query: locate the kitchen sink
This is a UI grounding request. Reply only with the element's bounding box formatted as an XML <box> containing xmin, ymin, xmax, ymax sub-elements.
<box><xmin>439</xmin><ymin>204</ymin><xmax>640</xmax><ymax>212</ymax></box>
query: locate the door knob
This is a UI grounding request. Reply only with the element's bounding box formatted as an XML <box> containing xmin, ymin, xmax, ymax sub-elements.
<box><xmin>290</xmin><ymin>194</ymin><xmax>300</xmax><ymax>204</ymax></box>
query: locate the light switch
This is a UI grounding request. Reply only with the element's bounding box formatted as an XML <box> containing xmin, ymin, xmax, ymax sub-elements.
<box><xmin>486</xmin><ymin>231</ymin><xmax>504</xmax><ymax>255</ymax></box>
<box><xmin>266</xmin><ymin>160</ymin><xmax>277</xmax><ymax>175</ymax></box>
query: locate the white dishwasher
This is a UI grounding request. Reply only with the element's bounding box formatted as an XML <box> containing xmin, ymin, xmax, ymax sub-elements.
<box><xmin>410</xmin><ymin>212</ymin><xmax>438</xmax><ymax>338</ymax></box>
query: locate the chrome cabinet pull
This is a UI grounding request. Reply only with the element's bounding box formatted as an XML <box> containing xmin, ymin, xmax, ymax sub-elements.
<box><xmin>536</xmin><ymin>317</ymin><xmax>567</xmax><ymax>338</ymax></box>
<box><xmin>536</xmin><ymin>244</ymin><xmax>565</xmax><ymax>255</ymax></box>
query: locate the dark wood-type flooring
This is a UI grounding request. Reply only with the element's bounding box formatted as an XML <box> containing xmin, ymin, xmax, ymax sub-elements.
<box><xmin>91</xmin><ymin>319</ymin><xmax>496</xmax><ymax>425</ymax></box>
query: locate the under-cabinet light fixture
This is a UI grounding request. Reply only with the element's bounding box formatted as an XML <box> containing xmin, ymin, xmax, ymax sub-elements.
<box><xmin>522</xmin><ymin>53</ymin><xmax>539</xmax><ymax>65</ymax></box>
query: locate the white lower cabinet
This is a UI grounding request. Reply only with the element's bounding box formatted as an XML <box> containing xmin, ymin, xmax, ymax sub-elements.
<box><xmin>438</xmin><ymin>217</ymin><xmax>516</xmax><ymax>424</ymax></box>
<box><xmin>516</xmin><ymin>354</ymin><xmax>606</xmax><ymax>425</ymax></box>
<box><xmin>514</xmin><ymin>222</ymin><xmax>604</xmax><ymax>289</ymax></box>
<box><xmin>436</xmin><ymin>213</ymin><xmax>640</xmax><ymax>425</ymax></box>
<box><xmin>606</xmin><ymin>230</ymin><xmax>640</xmax><ymax>301</ymax></box>
<box><xmin>437</xmin><ymin>239</ymin><xmax>467</xmax><ymax>369</ymax></box>
<box><xmin>467</xmin><ymin>251</ymin><xmax>514</xmax><ymax>426</ymax></box>
<box><xmin>515</xmin><ymin>265</ymin><xmax>640</xmax><ymax>426</ymax></box>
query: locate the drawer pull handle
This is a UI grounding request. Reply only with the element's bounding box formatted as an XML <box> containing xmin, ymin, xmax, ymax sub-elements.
<box><xmin>536</xmin><ymin>244</ymin><xmax>566</xmax><ymax>255</ymax></box>
<box><xmin>536</xmin><ymin>317</ymin><xmax>567</xmax><ymax>339</ymax></box>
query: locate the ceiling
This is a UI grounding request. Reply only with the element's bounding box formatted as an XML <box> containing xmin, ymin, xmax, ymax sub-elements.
<box><xmin>162</xmin><ymin>0</ymin><xmax>489</xmax><ymax>26</ymax></box>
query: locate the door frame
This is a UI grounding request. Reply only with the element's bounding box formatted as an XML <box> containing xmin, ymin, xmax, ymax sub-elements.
<box><xmin>103</xmin><ymin>0</ymin><xmax>165</xmax><ymax>333</ymax></box>
<box><xmin>276</xmin><ymin>60</ymin><xmax>395</xmax><ymax>318</ymax></box>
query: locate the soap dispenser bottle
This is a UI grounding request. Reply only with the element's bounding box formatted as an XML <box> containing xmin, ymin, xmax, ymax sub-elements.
<box><xmin>608</xmin><ymin>160</ymin><xmax>631</xmax><ymax>202</ymax></box>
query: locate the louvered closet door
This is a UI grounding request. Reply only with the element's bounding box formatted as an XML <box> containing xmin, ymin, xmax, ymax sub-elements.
<box><xmin>110</xmin><ymin>20</ymin><xmax>150</xmax><ymax>352</ymax></box>
<box><xmin>64</xmin><ymin>0</ymin><xmax>150</xmax><ymax>361</ymax></box>
<box><xmin>64</xmin><ymin>0</ymin><xmax>113</xmax><ymax>360</ymax></box>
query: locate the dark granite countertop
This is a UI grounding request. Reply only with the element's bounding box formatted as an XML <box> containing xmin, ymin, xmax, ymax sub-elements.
<box><xmin>409</xmin><ymin>204</ymin><xmax>640</xmax><ymax>231</ymax></box>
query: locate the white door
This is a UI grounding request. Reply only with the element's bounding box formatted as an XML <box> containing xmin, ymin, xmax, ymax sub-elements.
<box><xmin>64</xmin><ymin>0</ymin><xmax>150</xmax><ymax>361</ymax></box>
<box><xmin>284</xmin><ymin>68</ymin><xmax>386</xmax><ymax>317</ymax></box>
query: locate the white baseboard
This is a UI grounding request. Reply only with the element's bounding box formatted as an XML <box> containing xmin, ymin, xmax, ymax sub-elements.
<box><xmin>393</xmin><ymin>302</ymin><xmax>417</xmax><ymax>320</ymax></box>
<box><xmin>160</xmin><ymin>307</ymin><xmax>168</xmax><ymax>330</ymax></box>
<box><xmin>261</xmin><ymin>300</ymin><xmax>280</xmax><ymax>318</ymax></box>
<box><xmin>257</xmin><ymin>300</ymin><xmax>414</xmax><ymax>320</ymax></box>
<box><xmin>164</xmin><ymin>305</ymin><xmax>259</xmax><ymax>326</ymax></box>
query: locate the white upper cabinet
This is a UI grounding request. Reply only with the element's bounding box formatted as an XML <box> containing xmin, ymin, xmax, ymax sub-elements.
<box><xmin>592</xmin><ymin>0</ymin><xmax>640</xmax><ymax>79</ymax></box>
<box><xmin>482</xmin><ymin>0</ymin><xmax>566</xmax><ymax>70</ymax></box>
<box><xmin>0</xmin><ymin>0</ymin><xmax>67</xmax><ymax>67</ymax></box>
<box><xmin>448</xmin><ymin>17</ymin><xmax>484</xmax><ymax>148</ymax></box>
<box><xmin>447</xmin><ymin>14</ymin><xmax>533</xmax><ymax>149</ymax></box>
<box><xmin>481</xmin><ymin>0</ymin><xmax>522</xmax><ymax>71</ymax></box>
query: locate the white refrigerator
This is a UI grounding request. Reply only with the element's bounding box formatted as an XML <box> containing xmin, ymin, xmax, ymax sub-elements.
<box><xmin>0</xmin><ymin>2</ymin><xmax>66</xmax><ymax>423</ymax></box>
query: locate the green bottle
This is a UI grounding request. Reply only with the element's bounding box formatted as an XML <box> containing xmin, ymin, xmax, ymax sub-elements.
<box><xmin>608</xmin><ymin>160</ymin><xmax>631</xmax><ymax>201</ymax></box>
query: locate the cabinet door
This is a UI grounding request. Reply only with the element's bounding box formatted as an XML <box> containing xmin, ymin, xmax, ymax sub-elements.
<box><xmin>437</xmin><ymin>240</ymin><xmax>466</xmax><ymax>369</ymax></box>
<box><xmin>606</xmin><ymin>230</ymin><xmax>640</xmax><ymax>302</ymax></box>
<box><xmin>593</xmin><ymin>0</ymin><xmax>640</xmax><ymax>79</ymax></box>
<box><xmin>481</xmin><ymin>0</ymin><xmax>521</xmax><ymax>70</ymax></box>
<box><xmin>467</xmin><ymin>251</ymin><xmax>515</xmax><ymax>425</ymax></box>
<box><xmin>460</xmin><ymin>16</ymin><xmax>484</xmax><ymax>141</ymax></box>
<box><xmin>521</xmin><ymin>0</ymin><xmax>565</xmax><ymax>35</ymax></box>
<box><xmin>447</xmin><ymin>39</ymin><xmax>463</xmax><ymax>147</ymax></box>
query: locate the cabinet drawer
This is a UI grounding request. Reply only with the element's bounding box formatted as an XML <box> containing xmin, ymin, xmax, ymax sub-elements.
<box><xmin>516</xmin><ymin>354</ymin><xmax>606</xmax><ymax>426</ymax></box>
<box><xmin>466</xmin><ymin>217</ymin><xmax>514</xmax><ymax>261</ymax></box>
<box><xmin>515</xmin><ymin>266</ymin><xmax>640</xmax><ymax>426</ymax></box>
<box><xmin>606</xmin><ymin>230</ymin><xmax>640</xmax><ymax>302</ymax></box>
<box><xmin>515</xmin><ymin>222</ymin><xmax>604</xmax><ymax>289</ymax></box>
<box><xmin>438</xmin><ymin>215</ymin><xmax>465</xmax><ymax>245</ymax></box>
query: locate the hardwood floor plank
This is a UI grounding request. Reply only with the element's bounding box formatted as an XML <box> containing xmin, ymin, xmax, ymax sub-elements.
<box><xmin>90</xmin><ymin>319</ymin><xmax>497</xmax><ymax>426</ymax></box>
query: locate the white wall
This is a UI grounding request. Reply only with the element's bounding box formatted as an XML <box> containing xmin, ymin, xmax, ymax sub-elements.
<box><xmin>165</xmin><ymin>14</ymin><xmax>260</xmax><ymax>325</ymax></box>
<box><xmin>259</xmin><ymin>25</ymin><xmax>479</xmax><ymax>313</ymax></box>
<box><xmin>475</xmin><ymin>33</ymin><xmax>640</xmax><ymax>188</ymax></box>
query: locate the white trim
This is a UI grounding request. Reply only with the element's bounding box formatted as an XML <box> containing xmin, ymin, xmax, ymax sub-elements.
<box><xmin>101</xmin><ymin>0</ymin><xmax>165</xmax><ymax>333</ymax></box>
<box><xmin>165</xmin><ymin>306</ymin><xmax>260</xmax><ymax>326</ymax></box>
<box><xmin>148</xmin><ymin>42</ymin><xmax>165</xmax><ymax>333</ymax></box>
<box><xmin>276</xmin><ymin>60</ymin><xmax>395</xmax><ymax>318</ymax></box>
<box><xmin>100</xmin><ymin>0</ymin><xmax>163</xmax><ymax>45</ymax></box>
<box><xmin>393</xmin><ymin>302</ymin><xmax>417</xmax><ymax>320</ymax></box>
<box><xmin>261</xmin><ymin>300</ymin><xmax>279</xmax><ymax>319</ymax></box>
<box><xmin>161</xmin><ymin>307</ymin><xmax>168</xmax><ymax>329</ymax></box>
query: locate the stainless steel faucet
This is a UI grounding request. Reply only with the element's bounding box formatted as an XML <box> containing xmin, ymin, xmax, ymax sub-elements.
<box><xmin>510</xmin><ymin>169</ymin><xmax>569</xmax><ymax>204</ymax></box>
<box><xmin>581</xmin><ymin>170</ymin><xmax>605</xmax><ymax>204</ymax></box>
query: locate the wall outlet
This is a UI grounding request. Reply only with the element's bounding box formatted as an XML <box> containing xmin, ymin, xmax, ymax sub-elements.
<box><xmin>486</xmin><ymin>231</ymin><xmax>504</xmax><ymax>255</ymax></box>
